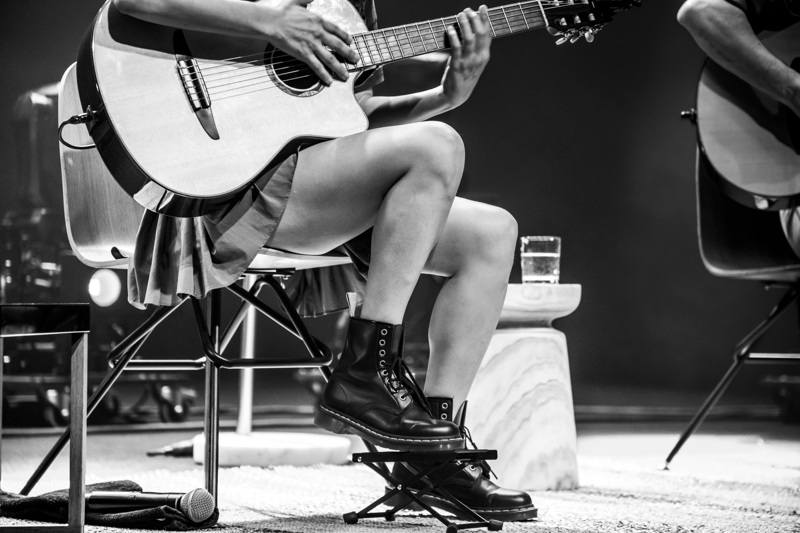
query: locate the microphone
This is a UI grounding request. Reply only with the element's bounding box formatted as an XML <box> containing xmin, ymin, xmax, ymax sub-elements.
<box><xmin>85</xmin><ymin>488</ymin><xmax>215</xmax><ymax>523</ymax></box>
<box><xmin>146</xmin><ymin>439</ymin><xmax>194</xmax><ymax>457</ymax></box>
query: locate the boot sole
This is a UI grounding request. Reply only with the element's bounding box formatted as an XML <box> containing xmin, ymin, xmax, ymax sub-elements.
<box><xmin>384</xmin><ymin>487</ymin><xmax>538</xmax><ymax>522</ymax></box>
<box><xmin>315</xmin><ymin>405</ymin><xmax>465</xmax><ymax>452</ymax></box>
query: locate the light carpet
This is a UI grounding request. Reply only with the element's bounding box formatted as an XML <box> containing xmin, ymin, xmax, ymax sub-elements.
<box><xmin>1</xmin><ymin>425</ymin><xmax>798</xmax><ymax>532</ymax></box>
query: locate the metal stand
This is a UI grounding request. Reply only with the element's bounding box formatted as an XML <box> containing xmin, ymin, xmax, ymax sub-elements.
<box><xmin>347</xmin><ymin>449</ymin><xmax>503</xmax><ymax>533</ymax></box>
<box><xmin>663</xmin><ymin>283</ymin><xmax>800</xmax><ymax>469</ymax></box>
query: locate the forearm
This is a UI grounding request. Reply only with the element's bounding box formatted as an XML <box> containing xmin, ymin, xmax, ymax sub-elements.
<box><xmin>358</xmin><ymin>86</ymin><xmax>461</xmax><ymax>129</ymax></box>
<box><xmin>112</xmin><ymin>0</ymin><xmax>274</xmax><ymax>39</ymax></box>
<box><xmin>677</xmin><ymin>0</ymin><xmax>800</xmax><ymax>109</ymax></box>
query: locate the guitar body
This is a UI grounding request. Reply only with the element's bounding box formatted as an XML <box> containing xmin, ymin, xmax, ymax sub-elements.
<box><xmin>697</xmin><ymin>23</ymin><xmax>800</xmax><ymax>210</ymax></box>
<box><xmin>77</xmin><ymin>0</ymin><xmax>369</xmax><ymax>216</ymax></box>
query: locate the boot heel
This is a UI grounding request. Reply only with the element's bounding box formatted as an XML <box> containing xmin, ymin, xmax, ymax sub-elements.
<box><xmin>314</xmin><ymin>408</ymin><xmax>347</xmax><ymax>434</ymax></box>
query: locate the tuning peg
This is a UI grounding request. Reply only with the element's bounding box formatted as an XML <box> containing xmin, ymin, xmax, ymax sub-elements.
<box><xmin>584</xmin><ymin>30</ymin><xmax>595</xmax><ymax>43</ymax></box>
<box><xmin>569</xmin><ymin>32</ymin><xmax>582</xmax><ymax>44</ymax></box>
<box><xmin>555</xmin><ymin>34</ymin><xmax>569</xmax><ymax>45</ymax></box>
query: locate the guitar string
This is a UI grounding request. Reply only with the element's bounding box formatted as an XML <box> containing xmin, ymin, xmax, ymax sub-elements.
<box><xmin>189</xmin><ymin>0</ymin><xmax>564</xmax><ymax>74</ymax></box>
<box><xmin>196</xmin><ymin>9</ymin><xmax>547</xmax><ymax>97</ymax></box>
<box><xmin>206</xmin><ymin>11</ymin><xmax>546</xmax><ymax>99</ymax></box>
<box><xmin>195</xmin><ymin>0</ymin><xmax>574</xmax><ymax>82</ymax></box>
<box><xmin>181</xmin><ymin>1</ymin><xmax>591</xmax><ymax>101</ymax></box>
<box><xmin>197</xmin><ymin>8</ymin><xmax>543</xmax><ymax>85</ymax></box>
<box><xmin>197</xmin><ymin>3</ymin><xmax>560</xmax><ymax>78</ymax></box>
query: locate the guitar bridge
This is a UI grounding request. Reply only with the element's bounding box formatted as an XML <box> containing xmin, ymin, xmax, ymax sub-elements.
<box><xmin>174</xmin><ymin>31</ymin><xmax>219</xmax><ymax>140</ymax></box>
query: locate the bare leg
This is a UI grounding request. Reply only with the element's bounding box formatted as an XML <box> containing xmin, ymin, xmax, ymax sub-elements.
<box><xmin>422</xmin><ymin>197</ymin><xmax>518</xmax><ymax>411</ymax></box>
<box><xmin>270</xmin><ymin>121</ymin><xmax>464</xmax><ymax>324</ymax></box>
<box><xmin>272</xmin><ymin>121</ymin><xmax>469</xmax><ymax>450</ymax></box>
<box><xmin>386</xmin><ymin>201</ymin><xmax>537</xmax><ymax>520</ymax></box>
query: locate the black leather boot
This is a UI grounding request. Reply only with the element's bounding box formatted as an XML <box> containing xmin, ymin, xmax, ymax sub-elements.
<box><xmin>387</xmin><ymin>397</ymin><xmax>538</xmax><ymax>521</ymax></box>
<box><xmin>315</xmin><ymin>318</ymin><xmax>464</xmax><ymax>451</ymax></box>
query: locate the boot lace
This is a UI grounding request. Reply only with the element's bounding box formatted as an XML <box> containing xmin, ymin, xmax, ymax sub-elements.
<box><xmin>387</xmin><ymin>353</ymin><xmax>433</xmax><ymax>417</ymax></box>
<box><xmin>461</xmin><ymin>421</ymin><xmax>497</xmax><ymax>480</ymax></box>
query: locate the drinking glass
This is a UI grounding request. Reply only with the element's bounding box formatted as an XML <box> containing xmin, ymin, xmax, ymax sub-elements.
<box><xmin>520</xmin><ymin>236</ymin><xmax>561</xmax><ymax>284</ymax></box>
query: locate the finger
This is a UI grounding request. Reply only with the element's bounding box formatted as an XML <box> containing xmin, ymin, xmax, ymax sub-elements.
<box><xmin>302</xmin><ymin>49</ymin><xmax>334</xmax><ymax>85</ymax></box>
<box><xmin>314</xmin><ymin>42</ymin><xmax>348</xmax><ymax>81</ymax></box>
<box><xmin>447</xmin><ymin>25</ymin><xmax>462</xmax><ymax>60</ymax></box>
<box><xmin>322</xmin><ymin>18</ymin><xmax>353</xmax><ymax>45</ymax></box>
<box><xmin>468</xmin><ymin>6</ymin><xmax>486</xmax><ymax>36</ymax></box>
<box><xmin>321</xmin><ymin>25</ymin><xmax>359</xmax><ymax>64</ymax></box>
<box><xmin>476</xmin><ymin>5</ymin><xmax>493</xmax><ymax>48</ymax></box>
<box><xmin>458</xmin><ymin>11</ymin><xmax>475</xmax><ymax>55</ymax></box>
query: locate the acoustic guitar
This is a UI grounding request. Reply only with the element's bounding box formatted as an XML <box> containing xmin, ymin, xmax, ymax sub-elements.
<box><xmin>76</xmin><ymin>0</ymin><xmax>638</xmax><ymax>216</ymax></box>
<box><xmin>696</xmin><ymin>23</ymin><xmax>800</xmax><ymax>211</ymax></box>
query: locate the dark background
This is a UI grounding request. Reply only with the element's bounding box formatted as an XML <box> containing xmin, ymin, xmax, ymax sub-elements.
<box><xmin>0</xmin><ymin>0</ymin><xmax>797</xmax><ymax>410</ymax></box>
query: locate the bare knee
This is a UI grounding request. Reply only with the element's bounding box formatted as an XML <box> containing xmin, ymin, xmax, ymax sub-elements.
<box><xmin>457</xmin><ymin>204</ymin><xmax>518</xmax><ymax>272</ymax></box>
<box><xmin>405</xmin><ymin>122</ymin><xmax>465</xmax><ymax>196</ymax></box>
<box><xmin>477</xmin><ymin>206</ymin><xmax>518</xmax><ymax>270</ymax></box>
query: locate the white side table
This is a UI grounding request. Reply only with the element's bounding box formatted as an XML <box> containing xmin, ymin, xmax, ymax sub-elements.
<box><xmin>466</xmin><ymin>283</ymin><xmax>581</xmax><ymax>491</ymax></box>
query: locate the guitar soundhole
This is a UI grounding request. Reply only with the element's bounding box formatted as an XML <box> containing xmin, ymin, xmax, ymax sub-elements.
<box><xmin>266</xmin><ymin>46</ymin><xmax>323</xmax><ymax>96</ymax></box>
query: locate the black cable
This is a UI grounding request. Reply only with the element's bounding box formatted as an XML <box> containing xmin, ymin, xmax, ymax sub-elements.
<box><xmin>58</xmin><ymin>106</ymin><xmax>97</xmax><ymax>150</ymax></box>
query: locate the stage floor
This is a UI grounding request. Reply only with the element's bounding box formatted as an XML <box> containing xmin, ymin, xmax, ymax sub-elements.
<box><xmin>2</xmin><ymin>418</ymin><xmax>798</xmax><ymax>532</ymax></box>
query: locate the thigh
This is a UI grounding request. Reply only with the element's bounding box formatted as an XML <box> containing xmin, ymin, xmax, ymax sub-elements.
<box><xmin>270</xmin><ymin>123</ymin><xmax>432</xmax><ymax>254</ymax></box>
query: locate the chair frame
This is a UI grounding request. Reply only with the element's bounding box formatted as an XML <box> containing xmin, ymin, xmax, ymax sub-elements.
<box><xmin>19</xmin><ymin>270</ymin><xmax>345</xmax><ymax>499</ymax></box>
<box><xmin>662</xmin><ymin>148</ymin><xmax>800</xmax><ymax>469</ymax></box>
<box><xmin>16</xmin><ymin>62</ymin><xmax>380</xmax><ymax>504</ymax></box>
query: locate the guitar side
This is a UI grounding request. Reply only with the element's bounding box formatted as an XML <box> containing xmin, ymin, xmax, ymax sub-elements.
<box><xmin>79</xmin><ymin>0</ymin><xmax>369</xmax><ymax>216</ymax></box>
<box><xmin>696</xmin><ymin>24</ymin><xmax>800</xmax><ymax>210</ymax></box>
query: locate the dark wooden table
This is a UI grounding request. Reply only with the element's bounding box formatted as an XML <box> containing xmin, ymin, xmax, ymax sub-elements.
<box><xmin>1</xmin><ymin>303</ymin><xmax>89</xmax><ymax>532</ymax></box>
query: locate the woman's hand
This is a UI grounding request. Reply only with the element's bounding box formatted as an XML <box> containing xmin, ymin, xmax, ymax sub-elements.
<box><xmin>266</xmin><ymin>0</ymin><xmax>360</xmax><ymax>85</ymax></box>
<box><xmin>441</xmin><ymin>5</ymin><xmax>493</xmax><ymax>108</ymax></box>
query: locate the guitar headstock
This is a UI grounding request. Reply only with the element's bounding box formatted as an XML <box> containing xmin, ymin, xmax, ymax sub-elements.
<box><xmin>544</xmin><ymin>0</ymin><xmax>641</xmax><ymax>44</ymax></box>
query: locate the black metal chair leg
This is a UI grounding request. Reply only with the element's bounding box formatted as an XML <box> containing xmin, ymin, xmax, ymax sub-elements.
<box><xmin>663</xmin><ymin>285</ymin><xmax>800</xmax><ymax>469</ymax></box>
<box><xmin>202</xmin><ymin>292</ymin><xmax>223</xmax><ymax>502</ymax></box>
<box><xmin>662</xmin><ymin>355</ymin><xmax>747</xmax><ymax>469</ymax></box>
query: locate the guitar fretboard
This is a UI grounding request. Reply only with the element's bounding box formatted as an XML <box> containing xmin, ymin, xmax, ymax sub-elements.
<box><xmin>351</xmin><ymin>1</ymin><xmax>549</xmax><ymax>69</ymax></box>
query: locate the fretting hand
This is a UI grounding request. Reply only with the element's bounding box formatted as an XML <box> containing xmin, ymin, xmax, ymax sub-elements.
<box><xmin>441</xmin><ymin>5</ymin><xmax>493</xmax><ymax>108</ymax></box>
<box><xmin>266</xmin><ymin>0</ymin><xmax>360</xmax><ymax>85</ymax></box>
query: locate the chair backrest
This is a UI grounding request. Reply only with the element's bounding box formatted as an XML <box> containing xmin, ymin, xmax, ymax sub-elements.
<box><xmin>696</xmin><ymin>149</ymin><xmax>800</xmax><ymax>282</ymax></box>
<box><xmin>57</xmin><ymin>64</ymin><xmax>351</xmax><ymax>276</ymax></box>
<box><xmin>57</xmin><ymin>63</ymin><xmax>144</xmax><ymax>269</ymax></box>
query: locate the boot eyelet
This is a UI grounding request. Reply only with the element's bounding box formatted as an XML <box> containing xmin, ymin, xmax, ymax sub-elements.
<box><xmin>381</xmin><ymin>329</ymin><xmax>388</xmax><ymax>335</ymax></box>
<box><xmin>381</xmin><ymin>370</ymin><xmax>388</xmax><ymax>376</ymax></box>
<box><xmin>379</xmin><ymin>360</ymin><xmax>387</xmax><ymax>367</ymax></box>
<box><xmin>400</xmin><ymin>394</ymin><xmax>407</xmax><ymax>400</ymax></box>
<box><xmin>442</xmin><ymin>402</ymin><xmax>449</xmax><ymax>409</ymax></box>
<box><xmin>379</xmin><ymin>350</ymin><xmax>386</xmax><ymax>356</ymax></box>
<box><xmin>440</xmin><ymin>414</ymin><xmax>448</xmax><ymax>420</ymax></box>
<box><xmin>468</xmin><ymin>464</ymin><xmax>477</xmax><ymax>471</ymax></box>
<box><xmin>379</xmin><ymin>339</ymin><xmax>386</xmax><ymax>346</ymax></box>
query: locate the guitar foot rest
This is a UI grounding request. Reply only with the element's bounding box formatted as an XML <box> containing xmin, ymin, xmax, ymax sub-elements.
<box><xmin>346</xmin><ymin>449</ymin><xmax>504</xmax><ymax>533</ymax></box>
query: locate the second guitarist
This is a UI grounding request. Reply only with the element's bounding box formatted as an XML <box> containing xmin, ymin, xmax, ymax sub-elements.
<box><xmin>115</xmin><ymin>0</ymin><xmax>537</xmax><ymax>521</ymax></box>
<box><xmin>677</xmin><ymin>0</ymin><xmax>800</xmax><ymax>253</ymax></box>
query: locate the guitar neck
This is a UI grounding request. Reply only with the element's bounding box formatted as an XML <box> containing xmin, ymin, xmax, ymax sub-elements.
<box><xmin>351</xmin><ymin>1</ymin><xmax>548</xmax><ymax>70</ymax></box>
